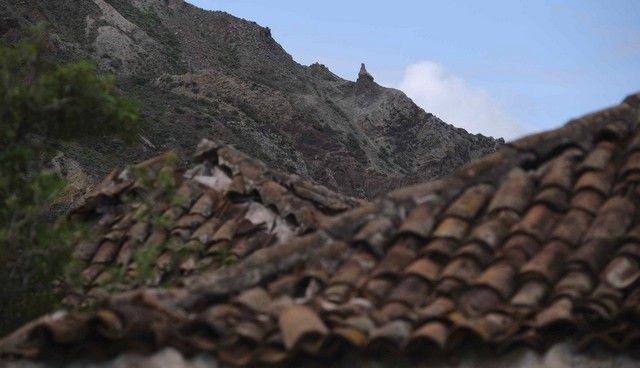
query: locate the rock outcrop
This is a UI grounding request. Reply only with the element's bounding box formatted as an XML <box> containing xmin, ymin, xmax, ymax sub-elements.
<box><xmin>358</xmin><ymin>62</ymin><xmax>374</xmax><ymax>82</ymax></box>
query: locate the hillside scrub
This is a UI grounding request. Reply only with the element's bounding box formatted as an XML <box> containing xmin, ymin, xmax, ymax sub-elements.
<box><xmin>0</xmin><ymin>25</ymin><xmax>141</xmax><ymax>335</ymax></box>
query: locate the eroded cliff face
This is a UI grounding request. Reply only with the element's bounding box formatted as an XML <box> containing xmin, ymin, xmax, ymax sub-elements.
<box><xmin>1</xmin><ymin>0</ymin><xmax>502</xmax><ymax>198</ymax></box>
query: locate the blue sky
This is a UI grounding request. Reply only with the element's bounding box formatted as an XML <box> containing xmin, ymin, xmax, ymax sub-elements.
<box><xmin>186</xmin><ymin>0</ymin><xmax>640</xmax><ymax>139</ymax></box>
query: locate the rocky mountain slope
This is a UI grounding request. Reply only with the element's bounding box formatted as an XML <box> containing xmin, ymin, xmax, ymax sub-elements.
<box><xmin>1</xmin><ymin>0</ymin><xmax>502</xmax><ymax>198</ymax></box>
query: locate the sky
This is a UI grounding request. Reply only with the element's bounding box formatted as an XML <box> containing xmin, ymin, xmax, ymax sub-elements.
<box><xmin>186</xmin><ymin>0</ymin><xmax>640</xmax><ymax>140</ymax></box>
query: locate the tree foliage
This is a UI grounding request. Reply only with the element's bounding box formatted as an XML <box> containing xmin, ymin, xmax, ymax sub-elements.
<box><xmin>0</xmin><ymin>25</ymin><xmax>141</xmax><ymax>335</ymax></box>
<box><xmin>0</xmin><ymin>24</ymin><xmax>139</xmax><ymax>144</ymax></box>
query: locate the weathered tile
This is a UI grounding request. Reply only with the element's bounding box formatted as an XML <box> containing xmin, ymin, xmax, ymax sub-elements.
<box><xmin>574</xmin><ymin>164</ymin><xmax>615</xmax><ymax>195</ymax></box>
<box><xmin>323</xmin><ymin>284</ymin><xmax>352</xmax><ymax>304</ymax></box>
<box><xmin>371</xmin><ymin>243</ymin><xmax>417</xmax><ymax>278</ymax></box>
<box><xmin>534</xmin><ymin>297</ymin><xmax>574</xmax><ymax>330</ymax></box>
<box><xmin>354</xmin><ymin>217</ymin><xmax>395</xmax><ymax>252</ymax></box>
<box><xmin>191</xmin><ymin>218</ymin><xmax>222</xmax><ymax>244</ymax></box>
<box><xmin>398</xmin><ymin>198</ymin><xmax>445</xmax><ymax>238</ymax></box>
<box><xmin>404</xmin><ymin>257</ymin><xmax>441</xmax><ymax>282</ymax></box>
<box><xmin>521</xmin><ymin>241</ymin><xmax>571</xmax><ymax>282</ymax></box>
<box><xmin>432</xmin><ymin>217</ymin><xmax>469</xmax><ymax>240</ymax></box>
<box><xmin>603</xmin><ymin>256</ymin><xmax>640</xmax><ymax>289</ymax></box>
<box><xmin>539</xmin><ymin>148</ymin><xmax>582</xmax><ymax>191</ymax></box>
<box><xmin>115</xmin><ymin>240</ymin><xmax>136</xmax><ymax>267</ymax></box>
<box><xmin>475</xmin><ymin>261</ymin><xmax>517</xmax><ymax>299</ymax></box>
<box><xmin>144</xmin><ymin>229</ymin><xmax>168</xmax><ymax>249</ymax></box>
<box><xmin>550</xmin><ymin>209</ymin><xmax>593</xmax><ymax>246</ymax></box>
<box><xmin>487</xmin><ymin>168</ymin><xmax>534</xmax><ymax>214</ymax></box>
<box><xmin>455</xmin><ymin>242</ymin><xmax>493</xmax><ymax>266</ymax></box>
<box><xmin>533</xmin><ymin>187</ymin><xmax>569</xmax><ymax>212</ymax></box>
<box><xmin>569</xmin><ymin>238</ymin><xmax>618</xmax><ymax>274</ymax></box>
<box><xmin>127</xmin><ymin>221</ymin><xmax>149</xmax><ymax>243</ymax></box>
<box><xmin>553</xmin><ymin>270</ymin><xmax>594</xmax><ymax>300</ymax></box>
<box><xmin>618</xmin><ymin>241</ymin><xmax>640</xmax><ymax>259</ymax></box>
<box><xmin>511</xmin><ymin>280</ymin><xmax>548</xmax><ymax>308</ymax></box>
<box><xmin>444</xmin><ymin>184</ymin><xmax>494</xmax><ymax>220</ymax></box>
<box><xmin>73</xmin><ymin>240</ymin><xmax>101</xmax><ymax>261</ymax></box>
<box><xmin>369</xmin><ymin>320</ymin><xmax>412</xmax><ymax>349</ymax></box>
<box><xmin>421</xmin><ymin>238</ymin><xmax>459</xmax><ymax>260</ymax></box>
<box><xmin>173</xmin><ymin>213</ymin><xmax>205</xmax><ymax>229</ymax></box>
<box><xmin>363</xmin><ymin>277</ymin><xmax>396</xmax><ymax>302</ymax></box>
<box><xmin>570</xmin><ymin>188</ymin><xmax>605</xmax><ymax>215</ymax></box>
<box><xmin>194</xmin><ymin>167</ymin><xmax>232</xmax><ymax>193</ymax></box>
<box><xmin>211</xmin><ymin>218</ymin><xmax>237</xmax><ymax>242</ymax></box>
<box><xmin>92</xmin><ymin>241</ymin><xmax>121</xmax><ymax>264</ymax></box>
<box><xmin>267</xmin><ymin>274</ymin><xmax>302</xmax><ymax>297</ymax></box>
<box><xmin>440</xmin><ymin>257</ymin><xmax>481</xmax><ymax>285</ymax></box>
<box><xmin>409</xmin><ymin>321</ymin><xmax>449</xmax><ymax>350</ymax></box>
<box><xmin>583</xmin><ymin>196</ymin><xmax>636</xmax><ymax>242</ymax></box>
<box><xmin>81</xmin><ymin>264</ymin><xmax>105</xmax><ymax>283</ymax></box>
<box><xmin>468</xmin><ymin>211</ymin><xmax>519</xmax><ymax>250</ymax></box>
<box><xmin>386</xmin><ymin>275</ymin><xmax>430</xmax><ymax>307</ymax></box>
<box><xmin>501</xmin><ymin>234</ymin><xmax>541</xmax><ymax>265</ymax></box>
<box><xmin>189</xmin><ymin>193</ymin><xmax>216</xmax><ymax>217</ymax></box>
<box><xmin>511</xmin><ymin>204</ymin><xmax>559</xmax><ymax>242</ymax></box>
<box><xmin>577</xmin><ymin>140</ymin><xmax>615</xmax><ymax>172</ymax></box>
<box><xmin>173</xmin><ymin>182</ymin><xmax>202</xmax><ymax>210</ymax></box>
<box><xmin>416</xmin><ymin>297</ymin><xmax>455</xmax><ymax>321</ymax></box>
<box><xmin>226</xmin><ymin>174</ymin><xmax>246</xmax><ymax>196</ymax></box>
<box><xmin>331</xmin><ymin>251</ymin><xmax>376</xmax><ymax>286</ymax></box>
<box><xmin>371</xmin><ymin>302</ymin><xmax>412</xmax><ymax>324</ymax></box>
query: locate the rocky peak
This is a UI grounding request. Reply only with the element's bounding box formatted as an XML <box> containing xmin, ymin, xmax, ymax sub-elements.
<box><xmin>357</xmin><ymin>63</ymin><xmax>374</xmax><ymax>83</ymax></box>
<box><xmin>355</xmin><ymin>62</ymin><xmax>380</xmax><ymax>104</ymax></box>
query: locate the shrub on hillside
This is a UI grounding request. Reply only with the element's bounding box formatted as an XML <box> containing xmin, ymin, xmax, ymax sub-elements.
<box><xmin>0</xmin><ymin>25</ymin><xmax>140</xmax><ymax>335</ymax></box>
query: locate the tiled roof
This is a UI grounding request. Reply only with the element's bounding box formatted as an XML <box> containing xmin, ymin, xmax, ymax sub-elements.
<box><xmin>64</xmin><ymin>140</ymin><xmax>365</xmax><ymax>304</ymax></box>
<box><xmin>1</xmin><ymin>93</ymin><xmax>640</xmax><ymax>365</ymax></box>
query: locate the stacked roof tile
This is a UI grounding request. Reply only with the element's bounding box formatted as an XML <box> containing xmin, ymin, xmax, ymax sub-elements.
<box><xmin>62</xmin><ymin>140</ymin><xmax>364</xmax><ymax>305</ymax></box>
<box><xmin>1</xmin><ymin>93</ymin><xmax>640</xmax><ymax>365</ymax></box>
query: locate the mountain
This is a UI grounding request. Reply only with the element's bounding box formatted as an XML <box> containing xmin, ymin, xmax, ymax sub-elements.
<box><xmin>0</xmin><ymin>0</ymin><xmax>503</xmax><ymax>198</ymax></box>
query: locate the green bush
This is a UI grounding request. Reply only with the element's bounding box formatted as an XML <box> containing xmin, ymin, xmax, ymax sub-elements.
<box><xmin>0</xmin><ymin>25</ymin><xmax>141</xmax><ymax>335</ymax></box>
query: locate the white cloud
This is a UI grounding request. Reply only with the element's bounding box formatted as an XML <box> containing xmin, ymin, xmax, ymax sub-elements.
<box><xmin>396</xmin><ymin>60</ymin><xmax>526</xmax><ymax>140</ymax></box>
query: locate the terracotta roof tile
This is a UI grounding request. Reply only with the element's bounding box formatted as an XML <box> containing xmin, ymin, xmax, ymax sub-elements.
<box><xmin>3</xmin><ymin>92</ymin><xmax>640</xmax><ymax>364</ymax></box>
<box><xmin>486</xmin><ymin>168</ymin><xmax>533</xmax><ymax>214</ymax></box>
<box><xmin>550</xmin><ymin>209</ymin><xmax>593</xmax><ymax>246</ymax></box>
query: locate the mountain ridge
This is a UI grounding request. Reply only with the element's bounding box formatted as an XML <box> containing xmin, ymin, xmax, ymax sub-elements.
<box><xmin>1</xmin><ymin>0</ymin><xmax>503</xmax><ymax>198</ymax></box>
